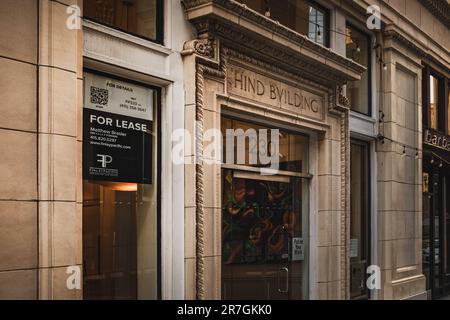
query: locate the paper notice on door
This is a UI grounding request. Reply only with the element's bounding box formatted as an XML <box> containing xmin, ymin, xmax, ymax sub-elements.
<box><xmin>350</xmin><ymin>239</ymin><xmax>359</xmax><ymax>258</ymax></box>
<box><xmin>292</xmin><ymin>237</ymin><xmax>304</xmax><ymax>261</ymax></box>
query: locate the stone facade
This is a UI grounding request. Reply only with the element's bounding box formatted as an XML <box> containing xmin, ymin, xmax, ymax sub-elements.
<box><xmin>0</xmin><ymin>0</ymin><xmax>448</xmax><ymax>300</ymax></box>
<box><xmin>0</xmin><ymin>0</ymin><xmax>83</xmax><ymax>299</ymax></box>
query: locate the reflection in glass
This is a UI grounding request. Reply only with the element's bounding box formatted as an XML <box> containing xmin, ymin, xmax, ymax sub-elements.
<box><xmin>84</xmin><ymin>0</ymin><xmax>159</xmax><ymax>41</ymax></box>
<box><xmin>350</xmin><ymin>141</ymin><xmax>370</xmax><ymax>299</ymax></box>
<box><xmin>222</xmin><ymin>170</ymin><xmax>309</xmax><ymax>299</ymax></box>
<box><xmin>346</xmin><ymin>25</ymin><xmax>370</xmax><ymax>115</ymax></box>
<box><xmin>237</xmin><ymin>0</ymin><xmax>329</xmax><ymax>46</ymax></box>
<box><xmin>221</xmin><ymin>117</ymin><xmax>308</xmax><ymax>172</ymax></box>
<box><xmin>429</xmin><ymin>75</ymin><xmax>439</xmax><ymax>130</ymax></box>
<box><xmin>83</xmin><ymin>181</ymin><xmax>157</xmax><ymax>300</ymax></box>
<box><xmin>422</xmin><ymin>190</ymin><xmax>431</xmax><ymax>290</ymax></box>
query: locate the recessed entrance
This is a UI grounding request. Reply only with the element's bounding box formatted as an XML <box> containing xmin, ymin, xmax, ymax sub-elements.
<box><xmin>221</xmin><ymin>117</ymin><xmax>310</xmax><ymax>300</ymax></box>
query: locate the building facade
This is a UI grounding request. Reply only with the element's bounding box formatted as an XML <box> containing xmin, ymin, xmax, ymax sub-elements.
<box><xmin>0</xmin><ymin>0</ymin><xmax>449</xmax><ymax>300</ymax></box>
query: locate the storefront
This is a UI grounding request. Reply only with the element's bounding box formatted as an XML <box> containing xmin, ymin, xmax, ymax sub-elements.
<box><xmin>221</xmin><ymin>117</ymin><xmax>310</xmax><ymax>299</ymax></box>
<box><xmin>422</xmin><ymin>66</ymin><xmax>450</xmax><ymax>298</ymax></box>
<box><xmin>82</xmin><ymin>71</ymin><xmax>161</xmax><ymax>299</ymax></box>
<box><xmin>182</xmin><ymin>0</ymin><xmax>366</xmax><ymax>299</ymax></box>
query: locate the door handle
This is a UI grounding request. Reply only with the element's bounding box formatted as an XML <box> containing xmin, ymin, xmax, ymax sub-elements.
<box><xmin>278</xmin><ymin>267</ymin><xmax>289</xmax><ymax>293</ymax></box>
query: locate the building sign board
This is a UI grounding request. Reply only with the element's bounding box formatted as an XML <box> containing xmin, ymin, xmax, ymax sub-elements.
<box><xmin>424</xmin><ymin>129</ymin><xmax>450</xmax><ymax>152</ymax></box>
<box><xmin>227</xmin><ymin>64</ymin><xmax>325</xmax><ymax>121</ymax></box>
<box><xmin>83</xmin><ymin>73</ymin><xmax>153</xmax><ymax>184</ymax></box>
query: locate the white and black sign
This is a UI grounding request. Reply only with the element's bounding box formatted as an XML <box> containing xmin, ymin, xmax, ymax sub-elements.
<box><xmin>83</xmin><ymin>73</ymin><xmax>154</xmax><ymax>184</ymax></box>
<box><xmin>292</xmin><ymin>237</ymin><xmax>304</xmax><ymax>261</ymax></box>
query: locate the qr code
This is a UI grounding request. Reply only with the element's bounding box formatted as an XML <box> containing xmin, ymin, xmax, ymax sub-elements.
<box><xmin>90</xmin><ymin>86</ymin><xmax>109</xmax><ymax>106</ymax></box>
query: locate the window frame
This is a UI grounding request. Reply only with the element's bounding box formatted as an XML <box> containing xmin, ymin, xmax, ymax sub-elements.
<box><xmin>422</xmin><ymin>66</ymin><xmax>449</xmax><ymax>134</ymax></box>
<box><xmin>345</xmin><ymin>22</ymin><xmax>372</xmax><ymax>117</ymax></box>
<box><xmin>306</xmin><ymin>0</ymin><xmax>331</xmax><ymax>47</ymax></box>
<box><xmin>83</xmin><ymin>0</ymin><xmax>165</xmax><ymax>45</ymax></box>
<box><xmin>349</xmin><ymin>139</ymin><xmax>371</xmax><ymax>300</ymax></box>
<box><xmin>82</xmin><ymin>68</ymin><xmax>163</xmax><ymax>299</ymax></box>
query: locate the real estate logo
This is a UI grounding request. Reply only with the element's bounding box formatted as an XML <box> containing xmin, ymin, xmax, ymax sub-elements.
<box><xmin>97</xmin><ymin>154</ymin><xmax>113</xmax><ymax>168</ymax></box>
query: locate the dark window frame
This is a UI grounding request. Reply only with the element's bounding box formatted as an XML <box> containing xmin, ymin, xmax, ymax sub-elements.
<box><xmin>306</xmin><ymin>0</ymin><xmax>331</xmax><ymax>47</ymax></box>
<box><xmin>83</xmin><ymin>0</ymin><xmax>165</xmax><ymax>45</ymax></box>
<box><xmin>350</xmin><ymin>139</ymin><xmax>371</xmax><ymax>300</ymax></box>
<box><xmin>422</xmin><ymin>66</ymin><xmax>450</xmax><ymax>134</ymax></box>
<box><xmin>82</xmin><ymin>68</ymin><xmax>162</xmax><ymax>300</ymax></box>
<box><xmin>345</xmin><ymin>22</ymin><xmax>372</xmax><ymax>117</ymax></box>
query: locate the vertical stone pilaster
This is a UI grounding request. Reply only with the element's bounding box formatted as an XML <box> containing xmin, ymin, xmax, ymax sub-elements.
<box><xmin>37</xmin><ymin>0</ymin><xmax>83</xmax><ymax>300</ymax></box>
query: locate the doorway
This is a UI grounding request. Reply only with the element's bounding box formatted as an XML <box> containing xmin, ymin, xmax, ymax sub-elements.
<box><xmin>422</xmin><ymin>154</ymin><xmax>450</xmax><ymax>299</ymax></box>
<box><xmin>221</xmin><ymin>117</ymin><xmax>310</xmax><ymax>300</ymax></box>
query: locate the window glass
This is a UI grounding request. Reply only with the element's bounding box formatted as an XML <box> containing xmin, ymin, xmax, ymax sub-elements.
<box><xmin>448</xmin><ymin>83</ymin><xmax>450</xmax><ymax>134</ymax></box>
<box><xmin>350</xmin><ymin>140</ymin><xmax>370</xmax><ymax>299</ymax></box>
<box><xmin>84</xmin><ymin>0</ymin><xmax>162</xmax><ymax>42</ymax></box>
<box><xmin>429</xmin><ymin>75</ymin><xmax>439</xmax><ymax>130</ymax></box>
<box><xmin>221</xmin><ymin>117</ymin><xmax>309</xmax><ymax>173</ymax></box>
<box><xmin>237</xmin><ymin>0</ymin><xmax>329</xmax><ymax>46</ymax></box>
<box><xmin>221</xmin><ymin>117</ymin><xmax>310</xmax><ymax>300</ymax></box>
<box><xmin>346</xmin><ymin>25</ymin><xmax>370</xmax><ymax>115</ymax></box>
<box><xmin>82</xmin><ymin>73</ymin><xmax>159</xmax><ymax>300</ymax></box>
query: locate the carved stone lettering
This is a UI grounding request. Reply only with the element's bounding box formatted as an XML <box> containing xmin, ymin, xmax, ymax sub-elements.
<box><xmin>228</xmin><ymin>64</ymin><xmax>325</xmax><ymax>121</ymax></box>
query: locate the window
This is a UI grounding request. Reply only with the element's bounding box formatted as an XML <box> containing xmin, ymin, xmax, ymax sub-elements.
<box><xmin>346</xmin><ymin>24</ymin><xmax>371</xmax><ymax>115</ymax></box>
<box><xmin>423</xmin><ymin>67</ymin><xmax>450</xmax><ymax>133</ymax></box>
<box><xmin>350</xmin><ymin>140</ymin><xmax>370</xmax><ymax>300</ymax></box>
<box><xmin>82</xmin><ymin>72</ymin><xmax>160</xmax><ymax>299</ymax></box>
<box><xmin>237</xmin><ymin>0</ymin><xmax>329</xmax><ymax>46</ymax></box>
<box><xmin>84</xmin><ymin>0</ymin><xmax>164</xmax><ymax>44</ymax></box>
<box><xmin>430</xmin><ymin>75</ymin><xmax>439</xmax><ymax>130</ymax></box>
<box><xmin>447</xmin><ymin>80</ymin><xmax>450</xmax><ymax>134</ymax></box>
<box><xmin>221</xmin><ymin>117</ymin><xmax>310</xmax><ymax>300</ymax></box>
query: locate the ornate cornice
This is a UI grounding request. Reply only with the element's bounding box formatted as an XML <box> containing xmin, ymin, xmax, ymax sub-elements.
<box><xmin>417</xmin><ymin>0</ymin><xmax>450</xmax><ymax>28</ymax></box>
<box><xmin>181</xmin><ymin>0</ymin><xmax>366</xmax><ymax>87</ymax></box>
<box><xmin>383</xmin><ymin>26</ymin><xmax>450</xmax><ymax>73</ymax></box>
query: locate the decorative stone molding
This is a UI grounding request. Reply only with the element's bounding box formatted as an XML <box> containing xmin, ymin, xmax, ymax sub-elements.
<box><xmin>183</xmin><ymin>38</ymin><xmax>215</xmax><ymax>59</ymax></box>
<box><xmin>183</xmin><ymin>40</ymin><xmax>352</xmax><ymax>298</ymax></box>
<box><xmin>337</xmin><ymin>86</ymin><xmax>350</xmax><ymax>110</ymax></box>
<box><xmin>383</xmin><ymin>26</ymin><xmax>449</xmax><ymax>73</ymax></box>
<box><xmin>417</xmin><ymin>0</ymin><xmax>450</xmax><ymax>28</ymax></box>
<box><xmin>182</xmin><ymin>0</ymin><xmax>366</xmax><ymax>87</ymax></box>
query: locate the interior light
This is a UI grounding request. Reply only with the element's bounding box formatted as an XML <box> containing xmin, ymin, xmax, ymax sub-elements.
<box><xmin>98</xmin><ymin>181</ymin><xmax>138</xmax><ymax>192</ymax></box>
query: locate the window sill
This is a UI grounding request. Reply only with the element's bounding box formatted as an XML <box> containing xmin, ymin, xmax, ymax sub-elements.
<box><xmin>83</xmin><ymin>19</ymin><xmax>172</xmax><ymax>56</ymax></box>
<box><xmin>350</xmin><ymin>110</ymin><xmax>375</xmax><ymax>122</ymax></box>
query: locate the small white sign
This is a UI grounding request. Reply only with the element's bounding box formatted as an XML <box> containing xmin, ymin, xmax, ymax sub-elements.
<box><xmin>292</xmin><ymin>237</ymin><xmax>304</xmax><ymax>261</ymax></box>
<box><xmin>350</xmin><ymin>239</ymin><xmax>359</xmax><ymax>258</ymax></box>
<box><xmin>84</xmin><ymin>73</ymin><xmax>154</xmax><ymax>121</ymax></box>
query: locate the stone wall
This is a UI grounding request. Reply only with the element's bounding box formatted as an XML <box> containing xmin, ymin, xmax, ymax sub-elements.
<box><xmin>0</xmin><ymin>0</ymin><xmax>83</xmax><ymax>299</ymax></box>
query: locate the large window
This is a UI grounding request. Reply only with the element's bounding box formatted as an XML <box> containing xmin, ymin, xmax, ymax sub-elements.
<box><xmin>350</xmin><ymin>140</ymin><xmax>370</xmax><ymax>300</ymax></box>
<box><xmin>237</xmin><ymin>0</ymin><xmax>329</xmax><ymax>46</ymax></box>
<box><xmin>346</xmin><ymin>24</ymin><xmax>371</xmax><ymax>115</ymax></box>
<box><xmin>430</xmin><ymin>75</ymin><xmax>440</xmax><ymax>130</ymax></box>
<box><xmin>82</xmin><ymin>72</ymin><xmax>160</xmax><ymax>300</ymax></box>
<box><xmin>221</xmin><ymin>117</ymin><xmax>310</xmax><ymax>300</ymax></box>
<box><xmin>423</xmin><ymin>67</ymin><xmax>450</xmax><ymax>133</ymax></box>
<box><xmin>84</xmin><ymin>0</ymin><xmax>164</xmax><ymax>44</ymax></box>
<box><xmin>447</xmin><ymin>80</ymin><xmax>450</xmax><ymax>134</ymax></box>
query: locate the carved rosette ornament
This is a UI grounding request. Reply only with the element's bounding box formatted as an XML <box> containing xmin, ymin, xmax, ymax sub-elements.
<box><xmin>182</xmin><ymin>38</ymin><xmax>215</xmax><ymax>59</ymax></box>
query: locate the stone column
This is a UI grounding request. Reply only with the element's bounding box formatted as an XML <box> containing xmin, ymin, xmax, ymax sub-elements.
<box><xmin>0</xmin><ymin>0</ymin><xmax>83</xmax><ymax>300</ymax></box>
<box><xmin>377</xmin><ymin>41</ymin><xmax>426</xmax><ymax>300</ymax></box>
<box><xmin>37</xmin><ymin>0</ymin><xmax>83</xmax><ymax>300</ymax></box>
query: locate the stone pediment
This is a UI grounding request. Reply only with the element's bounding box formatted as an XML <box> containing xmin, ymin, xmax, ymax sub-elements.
<box><xmin>182</xmin><ymin>0</ymin><xmax>366</xmax><ymax>87</ymax></box>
